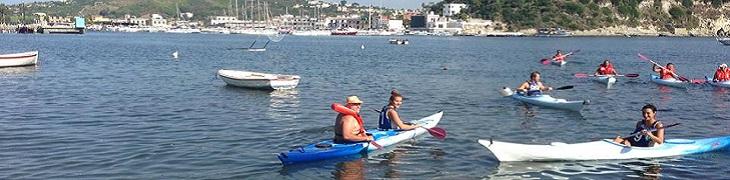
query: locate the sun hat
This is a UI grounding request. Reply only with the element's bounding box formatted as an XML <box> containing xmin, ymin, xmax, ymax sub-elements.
<box><xmin>346</xmin><ymin>96</ymin><xmax>363</xmax><ymax>104</ymax></box>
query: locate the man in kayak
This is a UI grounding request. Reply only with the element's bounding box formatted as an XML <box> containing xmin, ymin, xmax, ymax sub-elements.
<box><xmin>653</xmin><ymin>63</ymin><xmax>680</xmax><ymax>80</ymax></box>
<box><xmin>378</xmin><ymin>89</ymin><xmax>420</xmax><ymax>131</ymax></box>
<box><xmin>516</xmin><ymin>71</ymin><xmax>552</xmax><ymax>96</ymax></box>
<box><xmin>552</xmin><ymin>50</ymin><xmax>566</xmax><ymax>63</ymax></box>
<box><xmin>334</xmin><ymin>96</ymin><xmax>374</xmax><ymax>143</ymax></box>
<box><xmin>613</xmin><ymin>104</ymin><xmax>665</xmax><ymax>147</ymax></box>
<box><xmin>594</xmin><ymin>59</ymin><xmax>618</xmax><ymax>75</ymax></box>
<box><xmin>712</xmin><ymin>63</ymin><xmax>729</xmax><ymax>82</ymax></box>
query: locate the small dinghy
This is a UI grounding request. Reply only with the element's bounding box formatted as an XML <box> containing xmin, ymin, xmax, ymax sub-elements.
<box><xmin>0</xmin><ymin>51</ymin><xmax>39</xmax><ymax>68</ymax></box>
<box><xmin>217</xmin><ymin>69</ymin><xmax>300</xmax><ymax>90</ymax></box>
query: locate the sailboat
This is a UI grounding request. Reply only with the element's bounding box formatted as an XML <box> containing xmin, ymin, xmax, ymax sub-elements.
<box><xmin>246</xmin><ymin>40</ymin><xmax>269</xmax><ymax>51</ymax></box>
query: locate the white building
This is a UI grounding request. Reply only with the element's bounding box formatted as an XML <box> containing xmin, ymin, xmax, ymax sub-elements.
<box><xmin>129</xmin><ymin>18</ymin><xmax>148</xmax><ymax>26</ymax></box>
<box><xmin>443</xmin><ymin>3</ymin><xmax>467</xmax><ymax>17</ymax></box>
<box><xmin>150</xmin><ymin>14</ymin><xmax>167</xmax><ymax>27</ymax></box>
<box><xmin>387</xmin><ymin>20</ymin><xmax>404</xmax><ymax>31</ymax></box>
<box><xmin>210</xmin><ymin>16</ymin><xmax>238</xmax><ymax>26</ymax></box>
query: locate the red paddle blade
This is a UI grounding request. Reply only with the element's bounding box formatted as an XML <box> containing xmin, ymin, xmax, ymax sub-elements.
<box><xmin>370</xmin><ymin>141</ymin><xmax>383</xmax><ymax>149</ymax></box>
<box><xmin>637</xmin><ymin>53</ymin><xmax>649</xmax><ymax>61</ymax></box>
<box><xmin>574</xmin><ymin>73</ymin><xmax>589</xmax><ymax>78</ymax></box>
<box><xmin>425</xmin><ymin>127</ymin><xmax>447</xmax><ymax>140</ymax></box>
<box><xmin>540</xmin><ymin>59</ymin><xmax>550</xmax><ymax>64</ymax></box>
<box><xmin>691</xmin><ymin>79</ymin><xmax>706</xmax><ymax>84</ymax></box>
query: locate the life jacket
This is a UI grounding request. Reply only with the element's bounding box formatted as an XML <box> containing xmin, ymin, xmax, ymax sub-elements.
<box><xmin>659</xmin><ymin>67</ymin><xmax>675</xmax><ymax>80</ymax></box>
<box><xmin>332</xmin><ymin>103</ymin><xmax>365</xmax><ymax>135</ymax></box>
<box><xmin>598</xmin><ymin>64</ymin><xmax>615</xmax><ymax>75</ymax></box>
<box><xmin>553</xmin><ymin>53</ymin><xmax>565</xmax><ymax>61</ymax></box>
<box><xmin>526</xmin><ymin>81</ymin><xmax>542</xmax><ymax>96</ymax></box>
<box><xmin>716</xmin><ymin>68</ymin><xmax>730</xmax><ymax>81</ymax></box>
<box><xmin>378</xmin><ymin>106</ymin><xmax>397</xmax><ymax>130</ymax></box>
<box><xmin>628</xmin><ymin>120</ymin><xmax>661</xmax><ymax>147</ymax></box>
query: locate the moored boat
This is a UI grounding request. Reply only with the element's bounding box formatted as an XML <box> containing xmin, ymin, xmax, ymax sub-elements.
<box><xmin>277</xmin><ymin>111</ymin><xmax>443</xmax><ymax>165</ymax></box>
<box><xmin>478</xmin><ymin>136</ymin><xmax>730</xmax><ymax>162</ymax></box>
<box><xmin>0</xmin><ymin>51</ymin><xmax>39</xmax><ymax>68</ymax></box>
<box><xmin>650</xmin><ymin>74</ymin><xmax>688</xmax><ymax>88</ymax></box>
<box><xmin>217</xmin><ymin>69</ymin><xmax>300</xmax><ymax>90</ymax></box>
<box><xmin>592</xmin><ymin>76</ymin><xmax>616</xmax><ymax>88</ymax></box>
<box><xmin>717</xmin><ymin>37</ymin><xmax>730</xmax><ymax>46</ymax></box>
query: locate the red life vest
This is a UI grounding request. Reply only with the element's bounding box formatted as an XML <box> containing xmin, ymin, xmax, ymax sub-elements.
<box><xmin>332</xmin><ymin>103</ymin><xmax>365</xmax><ymax>135</ymax></box>
<box><xmin>660</xmin><ymin>68</ymin><xmax>675</xmax><ymax>79</ymax></box>
<box><xmin>716</xmin><ymin>69</ymin><xmax>730</xmax><ymax>81</ymax></box>
<box><xmin>553</xmin><ymin>53</ymin><xmax>565</xmax><ymax>61</ymax></box>
<box><xmin>598</xmin><ymin>64</ymin><xmax>615</xmax><ymax>75</ymax></box>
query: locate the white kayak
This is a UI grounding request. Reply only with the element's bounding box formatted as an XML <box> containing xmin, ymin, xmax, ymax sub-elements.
<box><xmin>650</xmin><ymin>74</ymin><xmax>688</xmax><ymax>88</ymax></box>
<box><xmin>706</xmin><ymin>77</ymin><xmax>730</xmax><ymax>88</ymax></box>
<box><xmin>552</xmin><ymin>60</ymin><xmax>567</xmax><ymax>66</ymax></box>
<box><xmin>478</xmin><ymin>135</ymin><xmax>730</xmax><ymax>162</ymax></box>
<box><xmin>500</xmin><ymin>88</ymin><xmax>587</xmax><ymax>111</ymax></box>
<box><xmin>592</xmin><ymin>76</ymin><xmax>616</xmax><ymax>88</ymax></box>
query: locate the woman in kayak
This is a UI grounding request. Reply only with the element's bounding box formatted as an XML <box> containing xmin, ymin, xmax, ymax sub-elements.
<box><xmin>378</xmin><ymin>89</ymin><xmax>420</xmax><ymax>131</ymax></box>
<box><xmin>712</xmin><ymin>63</ymin><xmax>729</xmax><ymax>82</ymax></box>
<box><xmin>613</xmin><ymin>104</ymin><xmax>665</xmax><ymax>147</ymax></box>
<box><xmin>594</xmin><ymin>59</ymin><xmax>618</xmax><ymax>75</ymax></box>
<box><xmin>334</xmin><ymin>96</ymin><xmax>374</xmax><ymax>143</ymax></box>
<box><xmin>552</xmin><ymin>50</ymin><xmax>565</xmax><ymax>62</ymax></box>
<box><xmin>653</xmin><ymin>63</ymin><xmax>679</xmax><ymax>80</ymax></box>
<box><xmin>516</xmin><ymin>71</ymin><xmax>553</xmax><ymax>96</ymax></box>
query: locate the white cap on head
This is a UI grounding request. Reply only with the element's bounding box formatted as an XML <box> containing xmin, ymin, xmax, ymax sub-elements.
<box><xmin>721</xmin><ymin>64</ymin><xmax>727</xmax><ymax>68</ymax></box>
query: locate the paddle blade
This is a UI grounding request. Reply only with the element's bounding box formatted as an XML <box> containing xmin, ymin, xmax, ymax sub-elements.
<box><xmin>425</xmin><ymin>127</ymin><xmax>447</xmax><ymax>140</ymax></box>
<box><xmin>540</xmin><ymin>59</ymin><xmax>551</xmax><ymax>64</ymax></box>
<box><xmin>574</xmin><ymin>73</ymin><xmax>589</xmax><ymax>78</ymax></box>
<box><xmin>624</xmin><ymin>74</ymin><xmax>640</xmax><ymax>78</ymax></box>
<box><xmin>637</xmin><ymin>53</ymin><xmax>649</xmax><ymax>61</ymax></box>
<box><xmin>555</xmin><ymin>85</ymin><xmax>574</xmax><ymax>90</ymax></box>
<box><xmin>691</xmin><ymin>79</ymin><xmax>706</xmax><ymax>84</ymax></box>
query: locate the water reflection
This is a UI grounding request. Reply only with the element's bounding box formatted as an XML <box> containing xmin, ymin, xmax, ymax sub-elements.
<box><xmin>490</xmin><ymin>159</ymin><xmax>665</xmax><ymax>179</ymax></box>
<box><xmin>333</xmin><ymin>158</ymin><xmax>365</xmax><ymax>180</ymax></box>
<box><xmin>267</xmin><ymin>89</ymin><xmax>300</xmax><ymax>120</ymax></box>
<box><xmin>0</xmin><ymin>66</ymin><xmax>38</xmax><ymax>76</ymax></box>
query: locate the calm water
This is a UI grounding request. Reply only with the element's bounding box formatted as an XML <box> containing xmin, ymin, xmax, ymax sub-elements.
<box><xmin>1</xmin><ymin>33</ymin><xmax>729</xmax><ymax>179</ymax></box>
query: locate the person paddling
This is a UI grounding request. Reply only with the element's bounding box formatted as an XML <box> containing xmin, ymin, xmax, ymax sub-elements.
<box><xmin>712</xmin><ymin>63</ymin><xmax>730</xmax><ymax>82</ymax></box>
<box><xmin>378</xmin><ymin>89</ymin><xmax>420</xmax><ymax>131</ymax></box>
<box><xmin>653</xmin><ymin>63</ymin><xmax>681</xmax><ymax>80</ymax></box>
<box><xmin>613</xmin><ymin>104</ymin><xmax>665</xmax><ymax>147</ymax></box>
<box><xmin>552</xmin><ymin>50</ymin><xmax>566</xmax><ymax>63</ymax></box>
<box><xmin>334</xmin><ymin>96</ymin><xmax>374</xmax><ymax>143</ymax></box>
<box><xmin>516</xmin><ymin>71</ymin><xmax>553</xmax><ymax>96</ymax></box>
<box><xmin>594</xmin><ymin>59</ymin><xmax>618</xmax><ymax>75</ymax></box>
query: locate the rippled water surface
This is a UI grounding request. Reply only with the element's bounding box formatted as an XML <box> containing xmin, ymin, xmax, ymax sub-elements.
<box><xmin>1</xmin><ymin>33</ymin><xmax>729</xmax><ymax>179</ymax></box>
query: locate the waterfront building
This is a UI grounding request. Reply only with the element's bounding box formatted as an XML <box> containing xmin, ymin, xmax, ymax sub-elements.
<box><xmin>443</xmin><ymin>3</ymin><xmax>467</xmax><ymax>17</ymax></box>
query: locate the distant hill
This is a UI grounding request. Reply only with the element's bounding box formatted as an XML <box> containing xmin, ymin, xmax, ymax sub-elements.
<box><xmin>17</xmin><ymin>0</ymin><xmax>323</xmax><ymax>20</ymax></box>
<box><xmin>427</xmin><ymin>0</ymin><xmax>730</xmax><ymax>34</ymax></box>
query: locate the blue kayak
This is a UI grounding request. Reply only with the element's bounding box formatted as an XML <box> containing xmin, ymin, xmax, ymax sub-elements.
<box><xmin>277</xmin><ymin>111</ymin><xmax>443</xmax><ymax>165</ymax></box>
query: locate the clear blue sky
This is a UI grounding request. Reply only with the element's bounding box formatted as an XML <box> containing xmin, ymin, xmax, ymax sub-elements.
<box><xmin>325</xmin><ymin>0</ymin><xmax>439</xmax><ymax>9</ymax></box>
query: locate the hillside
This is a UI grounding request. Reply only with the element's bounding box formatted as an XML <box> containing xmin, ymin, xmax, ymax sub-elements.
<box><xmin>427</xmin><ymin>0</ymin><xmax>730</xmax><ymax>35</ymax></box>
<box><xmin>14</xmin><ymin>0</ymin><xmax>322</xmax><ymax>20</ymax></box>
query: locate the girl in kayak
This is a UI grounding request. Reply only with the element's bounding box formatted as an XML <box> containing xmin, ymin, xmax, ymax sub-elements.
<box><xmin>613</xmin><ymin>104</ymin><xmax>665</xmax><ymax>147</ymax></box>
<box><xmin>516</xmin><ymin>71</ymin><xmax>553</xmax><ymax>96</ymax></box>
<box><xmin>552</xmin><ymin>50</ymin><xmax>566</xmax><ymax>62</ymax></box>
<box><xmin>653</xmin><ymin>63</ymin><xmax>679</xmax><ymax>80</ymax></box>
<box><xmin>378</xmin><ymin>89</ymin><xmax>420</xmax><ymax>131</ymax></box>
<box><xmin>594</xmin><ymin>59</ymin><xmax>618</xmax><ymax>75</ymax></box>
<box><xmin>712</xmin><ymin>63</ymin><xmax>729</xmax><ymax>82</ymax></box>
<box><xmin>334</xmin><ymin>96</ymin><xmax>374</xmax><ymax>143</ymax></box>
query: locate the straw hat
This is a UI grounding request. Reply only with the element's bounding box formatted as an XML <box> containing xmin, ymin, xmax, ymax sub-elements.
<box><xmin>346</xmin><ymin>96</ymin><xmax>363</xmax><ymax>104</ymax></box>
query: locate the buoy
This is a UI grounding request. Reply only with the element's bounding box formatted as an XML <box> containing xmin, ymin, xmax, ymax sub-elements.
<box><xmin>360</xmin><ymin>44</ymin><xmax>365</xmax><ymax>49</ymax></box>
<box><xmin>172</xmin><ymin>51</ymin><xmax>179</xmax><ymax>59</ymax></box>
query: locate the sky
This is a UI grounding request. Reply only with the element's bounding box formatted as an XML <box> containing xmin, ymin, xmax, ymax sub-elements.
<box><xmin>325</xmin><ymin>0</ymin><xmax>439</xmax><ymax>9</ymax></box>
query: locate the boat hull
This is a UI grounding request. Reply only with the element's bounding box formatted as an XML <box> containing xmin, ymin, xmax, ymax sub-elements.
<box><xmin>0</xmin><ymin>51</ymin><xmax>38</xmax><ymax>68</ymax></box>
<box><xmin>511</xmin><ymin>93</ymin><xmax>586</xmax><ymax>111</ymax></box>
<box><xmin>478</xmin><ymin>136</ymin><xmax>730</xmax><ymax>162</ymax></box>
<box><xmin>278</xmin><ymin>111</ymin><xmax>444</xmax><ymax>165</ymax></box>
<box><xmin>717</xmin><ymin>37</ymin><xmax>730</xmax><ymax>46</ymax></box>
<box><xmin>706</xmin><ymin>77</ymin><xmax>730</xmax><ymax>88</ymax></box>
<box><xmin>650</xmin><ymin>74</ymin><xmax>687</xmax><ymax>88</ymax></box>
<box><xmin>592</xmin><ymin>76</ymin><xmax>616</xmax><ymax>87</ymax></box>
<box><xmin>551</xmin><ymin>60</ymin><xmax>566</xmax><ymax>66</ymax></box>
<box><xmin>218</xmin><ymin>69</ymin><xmax>300</xmax><ymax>90</ymax></box>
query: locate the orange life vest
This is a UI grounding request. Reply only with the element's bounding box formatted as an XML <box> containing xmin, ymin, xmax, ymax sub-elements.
<box><xmin>332</xmin><ymin>103</ymin><xmax>365</xmax><ymax>135</ymax></box>
<box><xmin>598</xmin><ymin>64</ymin><xmax>615</xmax><ymax>75</ymax></box>
<box><xmin>553</xmin><ymin>53</ymin><xmax>565</xmax><ymax>61</ymax></box>
<box><xmin>660</xmin><ymin>67</ymin><xmax>675</xmax><ymax>79</ymax></box>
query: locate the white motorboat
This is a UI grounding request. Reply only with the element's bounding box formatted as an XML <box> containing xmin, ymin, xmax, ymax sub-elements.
<box><xmin>218</xmin><ymin>69</ymin><xmax>300</xmax><ymax>90</ymax></box>
<box><xmin>717</xmin><ymin>37</ymin><xmax>730</xmax><ymax>46</ymax></box>
<box><xmin>0</xmin><ymin>51</ymin><xmax>39</xmax><ymax>67</ymax></box>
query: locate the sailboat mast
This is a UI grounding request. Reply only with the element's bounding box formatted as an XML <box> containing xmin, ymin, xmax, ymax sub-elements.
<box><xmin>235</xmin><ymin>0</ymin><xmax>239</xmax><ymax>19</ymax></box>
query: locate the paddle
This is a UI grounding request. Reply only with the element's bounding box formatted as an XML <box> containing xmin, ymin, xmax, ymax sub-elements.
<box><xmin>574</xmin><ymin>73</ymin><xmax>639</xmax><ymax>78</ymax></box>
<box><xmin>553</xmin><ymin>85</ymin><xmax>574</xmax><ymax>90</ymax></box>
<box><xmin>626</xmin><ymin>123</ymin><xmax>681</xmax><ymax>137</ymax></box>
<box><xmin>371</xmin><ymin>109</ymin><xmax>447</xmax><ymax>140</ymax></box>
<box><xmin>541</xmin><ymin>49</ymin><xmax>580</xmax><ymax>65</ymax></box>
<box><xmin>637</xmin><ymin>54</ymin><xmax>691</xmax><ymax>82</ymax></box>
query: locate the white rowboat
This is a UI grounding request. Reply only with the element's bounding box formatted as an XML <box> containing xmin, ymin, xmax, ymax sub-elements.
<box><xmin>0</xmin><ymin>51</ymin><xmax>39</xmax><ymax>67</ymax></box>
<box><xmin>218</xmin><ymin>69</ymin><xmax>300</xmax><ymax>90</ymax></box>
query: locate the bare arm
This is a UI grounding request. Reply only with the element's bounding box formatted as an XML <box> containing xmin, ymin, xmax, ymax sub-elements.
<box><xmin>387</xmin><ymin>109</ymin><xmax>419</xmax><ymax>131</ymax></box>
<box><xmin>342</xmin><ymin>116</ymin><xmax>372</xmax><ymax>142</ymax></box>
<box><xmin>516</xmin><ymin>82</ymin><xmax>529</xmax><ymax>92</ymax></box>
<box><xmin>648</xmin><ymin>123</ymin><xmax>665</xmax><ymax>144</ymax></box>
<box><xmin>539</xmin><ymin>82</ymin><xmax>551</xmax><ymax>91</ymax></box>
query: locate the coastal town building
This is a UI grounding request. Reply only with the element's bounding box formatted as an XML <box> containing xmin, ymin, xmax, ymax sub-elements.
<box><xmin>328</xmin><ymin>15</ymin><xmax>364</xmax><ymax>29</ymax></box>
<box><xmin>443</xmin><ymin>3</ymin><xmax>467</xmax><ymax>17</ymax></box>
